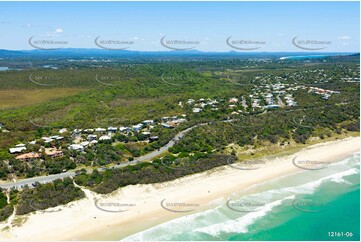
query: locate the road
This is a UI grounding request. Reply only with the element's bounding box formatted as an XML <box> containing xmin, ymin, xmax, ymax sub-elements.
<box><xmin>0</xmin><ymin>123</ymin><xmax>206</xmax><ymax>190</ymax></box>
<box><xmin>276</xmin><ymin>95</ymin><xmax>285</xmax><ymax>107</ymax></box>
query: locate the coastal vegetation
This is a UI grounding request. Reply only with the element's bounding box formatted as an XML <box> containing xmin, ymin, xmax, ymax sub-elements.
<box><xmin>0</xmin><ymin>54</ymin><xmax>359</xmax><ymax>216</ymax></box>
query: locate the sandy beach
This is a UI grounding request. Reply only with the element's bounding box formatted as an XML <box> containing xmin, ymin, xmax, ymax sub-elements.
<box><xmin>0</xmin><ymin>136</ymin><xmax>359</xmax><ymax>241</ymax></box>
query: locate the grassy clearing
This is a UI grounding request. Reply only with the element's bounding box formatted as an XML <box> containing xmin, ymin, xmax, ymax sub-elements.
<box><xmin>0</xmin><ymin>88</ymin><xmax>88</xmax><ymax>110</ymax></box>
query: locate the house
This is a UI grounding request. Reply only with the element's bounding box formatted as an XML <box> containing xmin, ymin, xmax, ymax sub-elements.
<box><xmin>149</xmin><ymin>136</ymin><xmax>159</xmax><ymax>142</ymax></box>
<box><xmin>9</xmin><ymin>147</ymin><xmax>27</xmax><ymax>154</ymax></box>
<box><xmin>161</xmin><ymin>123</ymin><xmax>173</xmax><ymax>129</ymax></box>
<box><xmin>108</xmin><ymin>127</ymin><xmax>117</xmax><ymax>133</ymax></box>
<box><xmin>15</xmin><ymin>152</ymin><xmax>40</xmax><ymax>161</ymax></box>
<box><xmin>262</xmin><ymin>104</ymin><xmax>280</xmax><ymax>110</ymax></box>
<box><xmin>192</xmin><ymin>108</ymin><xmax>202</xmax><ymax>113</ymax></box>
<box><xmin>161</xmin><ymin>117</ymin><xmax>170</xmax><ymax>122</ymax></box>
<box><xmin>69</xmin><ymin>144</ymin><xmax>84</xmax><ymax>152</ymax></box>
<box><xmin>82</xmin><ymin>129</ymin><xmax>94</xmax><ymax>133</ymax></box>
<box><xmin>99</xmin><ymin>135</ymin><xmax>111</xmax><ymax>141</ymax></box>
<box><xmin>90</xmin><ymin>140</ymin><xmax>98</xmax><ymax>145</ymax></box>
<box><xmin>50</xmin><ymin>135</ymin><xmax>64</xmax><ymax>140</ymax></box>
<box><xmin>132</xmin><ymin>124</ymin><xmax>143</xmax><ymax>132</ymax></box>
<box><xmin>43</xmin><ymin>138</ymin><xmax>54</xmax><ymax>143</ymax></box>
<box><xmin>119</xmin><ymin>126</ymin><xmax>131</xmax><ymax>133</ymax></box>
<box><xmin>87</xmin><ymin>134</ymin><xmax>97</xmax><ymax>141</ymax></box>
<box><xmin>141</xmin><ymin>131</ymin><xmax>151</xmax><ymax>136</ymax></box>
<box><xmin>44</xmin><ymin>148</ymin><xmax>63</xmax><ymax>158</ymax></box>
<box><xmin>95</xmin><ymin>128</ymin><xmax>106</xmax><ymax>133</ymax></box>
<box><xmin>229</xmin><ymin>97</ymin><xmax>239</xmax><ymax>103</ymax></box>
<box><xmin>143</xmin><ymin>120</ymin><xmax>154</xmax><ymax>125</ymax></box>
<box><xmin>73</xmin><ymin>129</ymin><xmax>82</xmax><ymax>134</ymax></box>
<box><xmin>80</xmin><ymin>141</ymin><xmax>90</xmax><ymax>147</ymax></box>
<box><xmin>59</xmin><ymin>128</ymin><xmax>68</xmax><ymax>134</ymax></box>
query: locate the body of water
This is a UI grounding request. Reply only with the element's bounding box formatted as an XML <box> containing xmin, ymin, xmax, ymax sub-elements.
<box><xmin>122</xmin><ymin>153</ymin><xmax>360</xmax><ymax>241</ymax></box>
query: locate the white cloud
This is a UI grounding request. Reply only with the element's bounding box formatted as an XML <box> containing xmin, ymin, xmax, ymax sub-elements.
<box><xmin>45</xmin><ymin>28</ymin><xmax>64</xmax><ymax>37</ymax></box>
<box><xmin>338</xmin><ymin>36</ymin><xmax>351</xmax><ymax>40</ymax></box>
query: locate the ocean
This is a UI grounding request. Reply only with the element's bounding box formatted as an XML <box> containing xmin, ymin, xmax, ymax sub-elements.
<box><xmin>279</xmin><ymin>55</ymin><xmax>330</xmax><ymax>60</ymax></box>
<box><xmin>121</xmin><ymin>153</ymin><xmax>360</xmax><ymax>241</ymax></box>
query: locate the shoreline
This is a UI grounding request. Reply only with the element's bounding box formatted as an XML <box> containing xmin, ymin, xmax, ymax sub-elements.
<box><xmin>0</xmin><ymin>136</ymin><xmax>359</xmax><ymax>241</ymax></box>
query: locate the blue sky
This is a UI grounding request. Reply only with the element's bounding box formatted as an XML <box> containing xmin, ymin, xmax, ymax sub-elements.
<box><xmin>0</xmin><ymin>1</ymin><xmax>359</xmax><ymax>52</ymax></box>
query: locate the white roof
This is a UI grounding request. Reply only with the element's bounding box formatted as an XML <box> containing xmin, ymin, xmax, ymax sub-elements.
<box><xmin>59</xmin><ymin>128</ymin><xmax>68</xmax><ymax>133</ymax></box>
<box><xmin>9</xmin><ymin>147</ymin><xmax>26</xmax><ymax>153</ymax></box>
<box><xmin>119</xmin><ymin>127</ymin><xmax>130</xmax><ymax>131</ymax></box>
<box><xmin>99</xmin><ymin>135</ymin><xmax>111</xmax><ymax>140</ymax></box>
<box><xmin>80</xmin><ymin>141</ymin><xmax>90</xmax><ymax>146</ymax></box>
<box><xmin>69</xmin><ymin>144</ymin><xmax>84</xmax><ymax>150</ymax></box>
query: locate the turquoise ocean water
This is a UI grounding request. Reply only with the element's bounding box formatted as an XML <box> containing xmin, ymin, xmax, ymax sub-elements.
<box><xmin>122</xmin><ymin>154</ymin><xmax>360</xmax><ymax>241</ymax></box>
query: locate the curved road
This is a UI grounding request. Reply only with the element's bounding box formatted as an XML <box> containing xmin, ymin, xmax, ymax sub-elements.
<box><xmin>0</xmin><ymin>123</ymin><xmax>207</xmax><ymax>190</ymax></box>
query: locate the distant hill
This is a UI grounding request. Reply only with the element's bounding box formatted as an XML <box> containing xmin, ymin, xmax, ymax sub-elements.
<box><xmin>0</xmin><ymin>49</ymin><xmax>24</xmax><ymax>57</ymax></box>
<box><xmin>0</xmin><ymin>48</ymin><xmax>358</xmax><ymax>59</ymax></box>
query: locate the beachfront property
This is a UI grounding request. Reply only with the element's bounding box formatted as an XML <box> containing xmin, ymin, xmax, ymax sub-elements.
<box><xmin>6</xmin><ymin>112</ymin><xmax>188</xmax><ymax>158</ymax></box>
